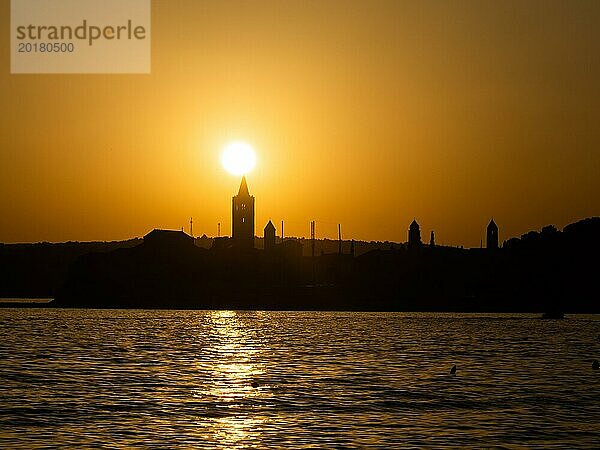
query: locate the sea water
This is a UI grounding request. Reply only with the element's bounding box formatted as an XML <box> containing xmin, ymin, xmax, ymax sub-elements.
<box><xmin>1</xmin><ymin>309</ymin><xmax>599</xmax><ymax>448</ymax></box>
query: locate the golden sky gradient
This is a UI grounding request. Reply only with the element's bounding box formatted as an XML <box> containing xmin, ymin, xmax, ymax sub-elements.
<box><xmin>1</xmin><ymin>0</ymin><xmax>599</xmax><ymax>247</ymax></box>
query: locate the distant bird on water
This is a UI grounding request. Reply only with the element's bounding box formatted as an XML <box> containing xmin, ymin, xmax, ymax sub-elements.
<box><xmin>450</xmin><ymin>364</ymin><xmax>457</xmax><ymax>375</ymax></box>
<box><xmin>251</xmin><ymin>380</ymin><xmax>260</xmax><ymax>388</ymax></box>
<box><xmin>593</xmin><ymin>360</ymin><xmax>599</xmax><ymax>371</ymax></box>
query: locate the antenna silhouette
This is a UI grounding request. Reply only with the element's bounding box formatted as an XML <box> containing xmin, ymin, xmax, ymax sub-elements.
<box><xmin>311</xmin><ymin>221</ymin><xmax>316</xmax><ymax>257</ymax></box>
<box><xmin>190</xmin><ymin>218</ymin><xmax>193</xmax><ymax>238</ymax></box>
<box><xmin>310</xmin><ymin>220</ymin><xmax>316</xmax><ymax>285</ymax></box>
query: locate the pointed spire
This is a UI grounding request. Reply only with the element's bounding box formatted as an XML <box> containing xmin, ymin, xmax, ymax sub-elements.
<box><xmin>238</xmin><ymin>176</ymin><xmax>250</xmax><ymax>196</ymax></box>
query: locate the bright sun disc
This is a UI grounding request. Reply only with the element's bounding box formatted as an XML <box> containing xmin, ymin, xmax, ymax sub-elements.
<box><xmin>221</xmin><ymin>141</ymin><xmax>257</xmax><ymax>176</ymax></box>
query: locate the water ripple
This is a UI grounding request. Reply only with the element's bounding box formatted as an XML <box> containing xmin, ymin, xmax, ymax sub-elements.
<box><xmin>0</xmin><ymin>309</ymin><xmax>599</xmax><ymax>448</ymax></box>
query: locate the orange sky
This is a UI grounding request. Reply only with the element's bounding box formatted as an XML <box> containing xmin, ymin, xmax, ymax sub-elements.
<box><xmin>1</xmin><ymin>0</ymin><xmax>599</xmax><ymax>247</ymax></box>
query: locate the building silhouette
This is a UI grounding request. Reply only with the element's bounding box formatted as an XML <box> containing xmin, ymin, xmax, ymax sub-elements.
<box><xmin>264</xmin><ymin>220</ymin><xmax>276</xmax><ymax>253</ymax></box>
<box><xmin>487</xmin><ymin>219</ymin><xmax>499</xmax><ymax>249</ymax></box>
<box><xmin>232</xmin><ymin>176</ymin><xmax>255</xmax><ymax>249</ymax></box>
<box><xmin>143</xmin><ymin>229</ymin><xmax>195</xmax><ymax>251</ymax></box>
<box><xmin>408</xmin><ymin>219</ymin><xmax>422</xmax><ymax>248</ymax></box>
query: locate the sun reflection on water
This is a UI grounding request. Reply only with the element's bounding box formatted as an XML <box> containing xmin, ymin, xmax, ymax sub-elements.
<box><xmin>199</xmin><ymin>310</ymin><xmax>267</xmax><ymax>448</ymax></box>
<box><xmin>4</xmin><ymin>311</ymin><xmax>599</xmax><ymax>447</ymax></box>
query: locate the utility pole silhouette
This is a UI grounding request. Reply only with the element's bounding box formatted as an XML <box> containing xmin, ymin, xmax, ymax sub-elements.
<box><xmin>218</xmin><ymin>222</ymin><xmax>221</xmax><ymax>238</ymax></box>
<box><xmin>190</xmin><ymin>218</ymin><xmax>193</xmax><ymax>238</ymax></box>
<box><xmin>311</xmin><ymin>221</ymin><xmax>315</xmax><ymax>257</ymax></box>
<box><xmin>311</xmin><ymin>221</ymin><xmax>316</xmax><ymax>285</ymax></box>
<box><xmin>281</xmin><ymin>220</ymin><xmax>284</xmax><ymax>242</ymax></box>
<box><xmin>338</xmin><ymin>224</ymin><xmax>342</xmax><ymax>255</ymax></box>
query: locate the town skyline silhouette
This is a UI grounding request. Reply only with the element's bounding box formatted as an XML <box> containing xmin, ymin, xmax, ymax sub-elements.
<box><xmin>1</xmin><ymin>172</ymin><xmax>597</xmax><ymax>313</ymax></box>
<box><xmin>136</xmin><ymin>175</ymin><xmax>561</xmax><ymax>252</ymax></box>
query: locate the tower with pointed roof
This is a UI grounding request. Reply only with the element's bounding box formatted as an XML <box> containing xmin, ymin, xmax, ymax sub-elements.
<box><xmin>408</xmin><ymin>219</ymin><xmax>422</xmax><ymax>248</ymax></box>
<box><xmin>232</xmin><ymin>176</ymin><xmax>255</xmax><ymax>249</ymax></box>
<box><xmin>487</xmin><ymin>219</ymin><xmax>498</xmax><ymax>249</ymax></box>
<box><xmin>264</xmin><ymin>220</ymin><xmax>276</xmax><ymax>253</ymax></box>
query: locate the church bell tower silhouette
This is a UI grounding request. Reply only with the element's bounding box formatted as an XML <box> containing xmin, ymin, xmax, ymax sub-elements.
<box><xmin>232</xmin><ymin>176</ymin><xmax>255</xmax><ymax>249</ymax></box>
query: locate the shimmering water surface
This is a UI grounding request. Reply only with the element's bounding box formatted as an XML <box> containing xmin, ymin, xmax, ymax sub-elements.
<box><xmin>1</xmin><ymin>309</ymin><xmax>599</xmax><ymax>448</ymax></box>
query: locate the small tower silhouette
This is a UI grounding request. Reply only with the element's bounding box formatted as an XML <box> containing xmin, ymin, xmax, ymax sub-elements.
<box><xmin>232</xmin><ymin>176</ymin><xmax>255</xmax><ymax>249</ymax></box>
<box><xmin>430</xmin><ymin>230</ymin><xmax>435</xmax><ymax>247</ymax></box>
<box><xmin>487</xmin><ymin>219</ymin><xmax>499</xmax><ymax>249</ymax></box>
<box><xmin>408</xmin><ymin>219</ymin><xmax>422</xmax><ymax>248</ymax></box>
<box><xmin>264</xmin><ymin>220</ymin><xmax>276</xmax><ymax>253</ymax></box>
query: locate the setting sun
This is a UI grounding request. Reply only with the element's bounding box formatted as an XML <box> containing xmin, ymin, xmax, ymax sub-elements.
<box><xmin>221</xmin><ymin>141</ymin><xmax>257</xmax><ymax>176</ymax></box>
